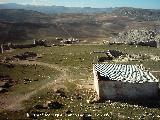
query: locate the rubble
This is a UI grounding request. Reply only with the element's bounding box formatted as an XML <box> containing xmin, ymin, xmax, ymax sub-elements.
<box><xmin>98</xmin><ymin>57</ymin><xmax>111</xmax><ymax>62</ymax></box>
<box><xmin>0</xmin><ymin>75</ymin><xmax>12</xmax><ymax>93</ymax></box>
<box><xmin>48</xmin><ymin>101</ymin><xmax>64</xmax><ymax>109</ymax></box>
<box><xmin>56</xmin><ymin>88</ymin><xmax>67</xmax><ymax>98</ymax></box>
<box><xmin>14</xmin><ymin>52</ymin><xmax>37</xmax><ymax>60</ymax></box>
<box><xmin>61</xmin><ymin>38</ymin><xmax>80</xmax><ymax>44</ymax></box>
<box><xmin>82</xmin><ymin>113</ymin><xmax>92</xmax><ymax>120</ymax></box>
<box><xmin>106</xmin><ymin>50</ymin><xmax>126</xmax><ymax>58</ymax></box>
<box><xmin>66</xmin><ymin>110</ymin><xmax>73</xmax><ymax>114</ymax></box>
<box><xmin>93</xmin><ymin>50</ymin><xmax>127</xmax><ymax>62</ymax></box>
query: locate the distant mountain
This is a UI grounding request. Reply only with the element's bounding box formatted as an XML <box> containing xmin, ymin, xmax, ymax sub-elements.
<box><xmin>0</xmin><ymin>9</ymin><xmax>131</xmax><ymax>43</ymax></box>
<box><xmin>0</xmin><ymin>3</ymin><xmax>160</xmax><ymax>21</ymax></box>
<box><xmin>0</xmin><ymin>9</ymin><xmax>53</xmax><ymax>23</ymax></box>
<box><xmin>0</xmin><ymin>5</ymin><xmax>160</xmax><ymax>44</ymax></box>
<box><xmin>113</xmin><ymin>7</ymin><xmax>160</xmax><ymax>21</ymax></box>
<box><xmin>0</xmin><ymin>3</ymin><xmax>114</xmax><ymax>14</ymax></box>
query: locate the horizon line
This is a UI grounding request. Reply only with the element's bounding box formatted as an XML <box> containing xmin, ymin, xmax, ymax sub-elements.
<box><xmin>0</xmin><ymin>3</ymin><xmax>159</xmax><ymax>10</ymax></box>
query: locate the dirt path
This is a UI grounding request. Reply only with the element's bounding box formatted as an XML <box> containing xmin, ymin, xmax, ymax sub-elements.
<box><xmin>150</xmin><ymin>71</ymin><xmax>160</xmax><ymax>73</ymax></box>
<box><xmin>0</xmin><ymin>61</ymin><xmax>69</xmax><ymax>111</ymax></box>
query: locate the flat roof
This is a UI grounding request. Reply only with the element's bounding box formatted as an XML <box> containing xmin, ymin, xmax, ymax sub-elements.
<box><xmin>93</xmin><ymin>64</ymin><xmax>158</xmax><ymax>83</ymax></box>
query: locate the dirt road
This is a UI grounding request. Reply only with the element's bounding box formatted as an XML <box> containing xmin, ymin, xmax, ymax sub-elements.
<box><xmin>0</xmin><ymin>61</ymin><xmax>69</xmax><ymax>111</ymax></box>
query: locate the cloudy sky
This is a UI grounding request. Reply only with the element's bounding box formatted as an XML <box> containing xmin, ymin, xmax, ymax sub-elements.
<box><xmin>0</xmin><ymin>0</ymin><xmax>159</xmax><ymax>9</ymax></box>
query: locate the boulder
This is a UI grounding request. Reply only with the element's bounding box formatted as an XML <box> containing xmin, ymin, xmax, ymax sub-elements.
<box><xmin>48</xmin><ymin>101</ymin><xmax>64</xmax><ymax>109</ymax></box>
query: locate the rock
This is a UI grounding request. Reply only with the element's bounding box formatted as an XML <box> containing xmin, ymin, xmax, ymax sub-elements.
<box><xmin>0</xmin><ymin>88</ymin><xmax>7</xmax><ymax>93</ymax></box>
<box><xmin>29</xmin><ymin>111</ymin><xmax>44</xmax><ymax>119</ymax></box>
<box><xmin>26</xmin><ymin>113</ymin><xmax>30</xmax><ymax>118</ymax></box>
<box><xmin>48</xmin><ymin>101</ymin><xmax>64</xmax><ymax>109</ymax></box>
<box><xmin>34</xmin><ymin>104</ymin><xmax>45</xmax><ymax>109</ymax></box>
<box><xmin>24</xmin><ymin>79</ymin><xmax>32</xmax><ymax>83</ymax></box>
<box><xmin>4</xmin><ymin>64</ymin><xmax>15</xmax><ymax>68</ymax></box>
<box><xmin>66</xmin><ymin>110</ymin><xmax>73</xmax><ymax>114</ymax></box>
<box><xmin>86</xmin><ymin>100</ymin><xmax>90</xmax><ymax>103</ymax></box>
<box><xmin>14</xmin><ymin>52</ymin><xmax>37</xmax><ymax>60</ymax></box>
<box><xmin>56</xmin><ymin>88</ymin><xmax>67</xmax><ymax>98</ymax></box>
<box><xmin>0</xmin><ymin>75</ymin><xmax>12</xmax><ymax>93</ymax></box>
<box><xmin>76</xmin><ymin>94</ymin><xmax>83</xmax><ymax>100</ymax></box>
<box><xmin>98</xmin><ymin>57</ymin><xmax>111</xmax><ymax>62</ymax></box>
<box><xmin>82</xmin><ymin>113</ymin><xmax>92</xmax><ymax>120</ymax></box>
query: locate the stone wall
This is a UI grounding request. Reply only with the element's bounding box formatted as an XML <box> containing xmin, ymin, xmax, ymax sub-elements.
<box><xmin>98</xmin><ymin>80</ymin><xmax>159</xmax><ymax>100</ymax></box>
<box><xmin>129</xmin><ymin>40</ymin><xmax>160</xmax><ymax>48</ymax></box>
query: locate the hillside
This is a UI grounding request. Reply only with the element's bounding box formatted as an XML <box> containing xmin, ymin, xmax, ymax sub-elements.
<box><xmin>113</xmin><ymin>7</ymin><xmax>160</xmax><ymax>21</ymax></box>
<box><xmin>0</xmin><ymin>5</ymin><xmax>160</xmax><ymax>43</ymax></box>
<box><xmin>0</xmin><ymin>9</ymin><xmax>134</xmax><ymax>43</ymax></box>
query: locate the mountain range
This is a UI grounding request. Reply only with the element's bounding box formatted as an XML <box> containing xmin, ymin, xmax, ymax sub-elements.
<box><xmin>0</xmin><ymin>3</ymin><xmax>160</xmax><ymax>44</ymax></box>
<box><xmin>0</xmin><ymin>3</ymin><xmax>114</xmax><ymax>14</ymax></box>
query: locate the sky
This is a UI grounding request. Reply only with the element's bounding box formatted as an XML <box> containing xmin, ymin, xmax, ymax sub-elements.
<box><xmin>0</xmin><ymin>0</ymin><xmax>159</xmax><ymax>9</ymax></box>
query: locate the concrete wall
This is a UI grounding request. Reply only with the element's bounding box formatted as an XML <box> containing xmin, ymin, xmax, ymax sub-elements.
<box><xmin>98</xmin><ymin>81</ymin><xmax>159</xmax><ymax>100</ymax></box>
<box><xmin>93</xmin><ymin>67</ymin><xmax>100</xmax><ymax>98</ymax></box>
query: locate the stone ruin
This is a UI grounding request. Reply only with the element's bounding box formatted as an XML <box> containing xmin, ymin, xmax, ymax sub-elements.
<box><xmin>93</xmin><ymin>49</ymin><xmax>160</xmax><ymax>63</ymax></box>
<box><xmin>128</xmin><ymin>40</ymin><xmax>160</xmax><ymax>48</ymax></box>
<box><xmin>13</xmin><ymin>52</ymin><xmax>37</xmax><ymax>61</ymax></box>
<box><xmin>61</xmin><ymin>38</ymin><xmax>80</xmax><ymax>44</ymax></box>
<box><xmin>0</xmin><ymin>38</ymin><xmax>80</xmax><ymax>54</ymax></box>
<box><xmin>93</xmin><ymin>50</ymin><xmax>126</xmax><ymax>62</ymax></box>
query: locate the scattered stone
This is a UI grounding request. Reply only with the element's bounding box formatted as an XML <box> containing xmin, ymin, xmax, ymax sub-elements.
<box><xmin>98</xmin><ymin>57</ymin><xmax>110</xmax><ymax>62</ymax></box>
<box><xmin>34</xmin><ymin>104</ymin><xmax>45</xmax><ymax>109</ymax></box>
<box><xmin>26</xmin><ymin>113</ymin><xmax>30</xmax><ymax>118</ymax></box>
<box><xmin>0</xmin><ymin>87</ymin><xmax>7</xmax><ymax>93</ymax></box>
<box><xmin>23</xmin><ymin>78</ymin><xmax>32</xmax><ymax>83</ymax></box>
<box><xmin>48</xmin><ymin>101</ymin><xmax>64</xmax><ymax>109</ymax></box>
<box><xmin>5</xmin><ymin>57</ymin><xmax>17</xmax><ymax>63</ymax></box>
<box><xmin>0</xmin><ymin>75</ymin><xmax>12</xmax><ymax>93</ymax></box>
<box><xmin>106</xmin><ymin>50</ymin><xmax>126</xmax><ymax>58</ymax></box>
<box><xmin>5</xmin><ymin>64</ymin><xmax>15</xmax><ymax>68</ymax></box>
<box><xmin>82</xmin><ymin>113</ymin><xmax>92</xmax><ymax>120</ymax></box>
<box><xmin>86</xmin><ymin>100</ymin><xmax>90</xmax><ymax>103</ymax></box>
<box><xmin>56</xmin><ymin>88</ymin><xmax>67</xmax><ymax>98</ymax></box>
<box><xmin>14</xmin><ymin>52</ymin><xmax>37</xmax><ymax>60</ymax></box>
<box><xmin>66</xmin><ymin>110</ymin><xmax>73</xmax><ymax>114</ymax></box>
<box><xmin>28</xmin><ymin>111</ymin><xmax>44</xmax><ymax>119</ymax></box>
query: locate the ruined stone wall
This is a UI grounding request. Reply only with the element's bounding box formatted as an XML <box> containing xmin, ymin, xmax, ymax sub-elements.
<box><xmin>11</xmin><ymin>44</ymin><xmax>36</xmax><ymax>49</ymax></box>
<box><xmin>98</xmin><ymin>81</ymin><xmax>159</xmax><ymax>100</ymax></box>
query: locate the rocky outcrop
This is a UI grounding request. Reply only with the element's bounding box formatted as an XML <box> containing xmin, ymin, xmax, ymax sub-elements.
<box><xmin>115</xmin><ymin>28</ymin><xmax>160</xmax><ymax>48</ymax></box>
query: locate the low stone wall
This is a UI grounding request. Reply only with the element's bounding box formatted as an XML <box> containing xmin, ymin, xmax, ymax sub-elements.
<box><xmin>98</xmin><ymin>81</ymin><xmax>159</xmax><ymax>100</ymax></box>
<box><xmin>11</xmin><ymin>44</ymin><xmax>37</xmax><ymax>49</ymax></box>
<box><xmin>129</xmin><ymin>40</ymin><xmax>159</xmax><ymax>48</ymax></box>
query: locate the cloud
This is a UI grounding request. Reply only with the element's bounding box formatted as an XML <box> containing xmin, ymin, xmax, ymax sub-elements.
<box><xmin>0</xmin><ymin>0</ymin><xmax>10</xmax><ymax>2</ymax></box>
<box><xmin>0</xmin><ymin>0</ymin><xmax>15</xmax><ymax>3</ymax></box>
<box><xmin>0</xmin><ymin>0</ymin><xmax>54</xmax><ymax>6</ymax></box>
<box><xmin>32</xmin><ymin>0</ymin><xmax>53</xmax><ymax>5</ymax></box>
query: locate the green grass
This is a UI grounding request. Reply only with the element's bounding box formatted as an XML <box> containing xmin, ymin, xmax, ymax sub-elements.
<box><xmin>0</xmin><ymin>44</ymin><xmax>160</xmax><ymax>119</ymax></box>
<box><xmin>0</xmin><ymin>64</ymin><xmax>60</xmax><ymax>95</ymax></box>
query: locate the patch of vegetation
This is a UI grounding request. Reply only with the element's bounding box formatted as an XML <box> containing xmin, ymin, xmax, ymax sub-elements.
<box><xmin>0</xmin><ymin>44</ymin><xmax>160</xmax><ymax>119</ymax></box>
<box><xmin>0</xmin><ymin>63</ymin><xmax>60</xmax><ymax>95</ymax></box>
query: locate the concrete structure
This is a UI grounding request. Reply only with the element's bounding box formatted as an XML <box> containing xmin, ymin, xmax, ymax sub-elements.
<box><xmin>93</xmin><ymin>64</ymin><xmax>159</xmax><ymax>100</ymax></box>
